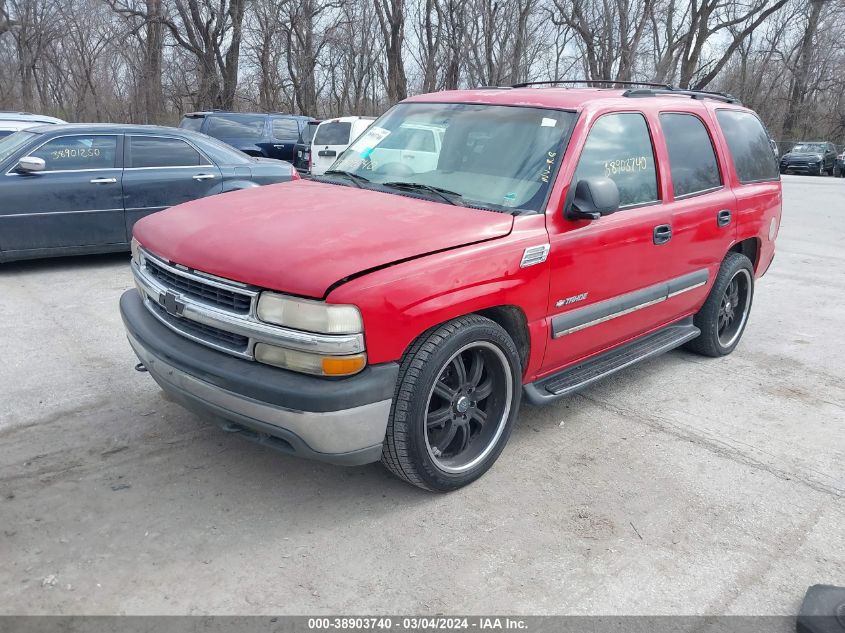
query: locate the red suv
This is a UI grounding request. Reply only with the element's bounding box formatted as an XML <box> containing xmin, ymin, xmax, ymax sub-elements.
<box><xmin>121</xmin><ymin>84</ymin><xmax>781</xmax><ymax>491</ymax></box>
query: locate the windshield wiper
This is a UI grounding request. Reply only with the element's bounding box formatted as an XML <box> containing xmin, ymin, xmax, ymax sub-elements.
<box><xmin>321</xmin><ymin>169</ymin><xmax>372</xmax><ymax>188</ymax></box>
<box><xmin>381</xmin><ymin>181</ymin><xmax>464</xmax><ymax>206</ymax></box>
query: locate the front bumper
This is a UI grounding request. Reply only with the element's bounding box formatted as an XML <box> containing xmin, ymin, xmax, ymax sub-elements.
<box><xmin>120</xmin><ymin>289</ymin><xmax>398</xmax><ymax>465</ymax></box>
<box><xmin>780</xmin><ymin>161</ymin><xmax>822</xmax><ymax>174</ymax></box>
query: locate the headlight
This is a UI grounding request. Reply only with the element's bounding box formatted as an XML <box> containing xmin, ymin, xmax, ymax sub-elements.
<box><xmin>130</xmin><ymin>237</ymin><xmax>140</xmax><ymax>264</ymax></box>
<box><xmin>254</xmin><ymin>343</ymin><xmax>366</xmax><ymax>376</ymax></box>
<box><xmin>257</xmin><ymin>292</ymin><xmax>362</xmax><ymax>334</ymax></box>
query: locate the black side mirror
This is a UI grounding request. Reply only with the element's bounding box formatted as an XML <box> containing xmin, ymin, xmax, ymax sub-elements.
<box><xmin>566</xmin><ymin>177</ymin><xmax>620</xmax><ymax>221</ymax></box>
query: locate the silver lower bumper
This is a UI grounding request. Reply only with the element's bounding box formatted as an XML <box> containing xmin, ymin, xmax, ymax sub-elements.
<box><xmin>128</xmin><ymin>333</ymin><xmax>390</xmax><ymax>465</ymax></box>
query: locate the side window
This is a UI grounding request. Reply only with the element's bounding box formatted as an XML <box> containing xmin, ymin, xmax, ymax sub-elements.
<box><xmin>272</xmin><ymin>118</ymin><xmax>300</xmax><ymax>140</ymax></box>
<box><xmin>715</xmin><ymin>110</ymin><xmax>779</xmax><ymax>183</ymax></box>
<box><xmin>30</xmin><ymin>135</ymin><xmax>118</xmax><ymax>171</ymax></box>
<box><xmin>128</xmin><ymin>136</ymin><xmax>209</xmax><ymax>168</ymax></box>
<box><xmin>660</xmin><ymin>113</ymin><xmax>722</xmax><ymax>198</ymax></box>
<box><xmin>573</xmin><ymin>113</ymin><xmax>658</xmax><ymax>207</ymax></box>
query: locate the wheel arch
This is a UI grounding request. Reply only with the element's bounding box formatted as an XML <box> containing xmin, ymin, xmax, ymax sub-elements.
<box><xmin>475</xmin><ymin>305</ymin><xmax>531</xmax><ymax>372</ymax></box>
<box><xmin>729</xmin><ymin>237</ymin><xmax>760</xmax><ymax>271</ymax></box>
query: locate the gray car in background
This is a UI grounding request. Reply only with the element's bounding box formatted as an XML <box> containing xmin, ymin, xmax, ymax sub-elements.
<box><xmin>0</xmin><ymin>111</ymin><xmax>66</xmax><ymax>139</ymax></box>
<box><xmin>0</xmin><ymin>123</ymin><xmax>298</xmax><ymax>263</ymax></box>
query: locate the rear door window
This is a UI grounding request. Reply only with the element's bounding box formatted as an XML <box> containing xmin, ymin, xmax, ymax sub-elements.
<box><xmin>715</xmin><ymin>110</ymin><xmax>779</xmax><ymax>183</ymax></box>
<box><xmin>660</xmin><ymin>113</ymin><xmax>722</xmax><ymax>198</ymax></box>
<box><xmin>206</xmin><ymin>114</ymin><xmax>266</xmax><ymax>139</ymax></box>
<box><xmin>314</xmin><ymin>122</ymin><xmax>352</xmax><ymax>146</ymax></box>
<box><xmin>573</xmin><ymin>112</ymin><xmax>659</xmax><ymax>207</ymax></box>
<box><xmin>272</xmin><ymin>118</ymin><xmax>300</xmax><ymax>140</ymax></box>
<box><xmin>128</xmin><ymin>136</ymin><xmax>210</xmax><ymax>168</ymax></box>
<box><xmin>30</xmin><ymin>135</ymin><xmax>118</xmax><ymax>171</ymax></box>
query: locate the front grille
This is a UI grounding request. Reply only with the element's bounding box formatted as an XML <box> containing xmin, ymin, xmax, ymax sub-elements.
<box><xmin>149</xmin><ymin>300</ymin><xmax>250</xmax><ymax>352</ymax></box>
<box><xmin>145</xmin><ymin>258</ymin><xmax>252</xmax><ymax>314</ymax></box>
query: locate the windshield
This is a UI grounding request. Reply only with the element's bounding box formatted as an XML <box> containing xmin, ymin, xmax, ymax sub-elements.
<box><xmin>206</xmin><ymin>114</ymin><xmax>266</xmax><ymax>139</ymax></box>
<box><xmin>791</xmin><ymin>143</ymin><xmax>825</xmax><ymax>154</ymax></box>
<box><xmin>330</xmin><ymin>103</ymin><xmax>577</xmax><ymax>213</ymax></box>
<box><xmin>0</xmin><ymin>131</ymin><xmax>36</xmax><ymax>165</ymax></box>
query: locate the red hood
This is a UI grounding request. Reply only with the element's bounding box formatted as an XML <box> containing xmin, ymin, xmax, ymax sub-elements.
<box><xmin>133</xmin><ymin>180</ymin><xmax>514</xmax><ymax>298</ymax></box>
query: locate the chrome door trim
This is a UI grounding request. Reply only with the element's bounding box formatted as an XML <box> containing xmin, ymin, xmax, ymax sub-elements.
<box><xmin>551</xmin><ymin>269</ymin><xmax>709</xmax><ymax>338</ymax></box>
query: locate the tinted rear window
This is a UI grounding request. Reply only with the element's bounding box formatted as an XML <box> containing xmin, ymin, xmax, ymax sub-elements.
<box><xmin>314</xmin><ymin>122</ymin><xmax>352</xmax><ymax>146</ymax></box>
<box><xmin>206</xmin><ymin>114</ymin><xmax>265</xmax><ymax>139</ymax></box>
<box><xmin>715</xmin><ymin>110</ymin><xmax>779</xmax><ymax>184</ymax></box>
<box><xmin>660</xmin><ymin>113</ymin><xmax>721</xmax><ymax>197</ymax></box>
<box><xmin>179</xmin><ymin>116</ymin><xmax>204</xmax><ymax>132</ymax></box>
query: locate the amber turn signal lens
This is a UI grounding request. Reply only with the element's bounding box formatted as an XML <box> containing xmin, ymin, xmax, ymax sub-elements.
<box><xmin>321</xmin><ymin>355</ymin><xmax>367</xmax><ymax>376</ymax></box>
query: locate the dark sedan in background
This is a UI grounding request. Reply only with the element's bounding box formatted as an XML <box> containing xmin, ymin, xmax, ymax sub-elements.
<box><xmin>0</xmin><ymin>124</ymin><xmax>298</xmax><ymax>263</ymax></box>
<box><xmin>779</xmin><ymin>141</ymin><xmax>838</xmax><ymax>176</ymax></box>
<box><xmin>179</xmin><ymin>111</ymin><xmax>314</xmax><ymax>162</ymax></box>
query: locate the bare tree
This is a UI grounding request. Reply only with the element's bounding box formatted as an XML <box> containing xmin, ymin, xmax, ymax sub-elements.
<box><xmin>374</xmin><ymin>0</ymin><xmax>407</xmax><ymax>102</ymax></box>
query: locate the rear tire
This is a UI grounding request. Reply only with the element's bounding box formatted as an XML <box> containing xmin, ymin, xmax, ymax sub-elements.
<box><xmin>685</xmin><ymin>252</ymin><xmax>754</xmax><ymax>357</ymax></box>
<box><xmin>381</xmin><ymin>315</ymin><xmax>522</xmax><ymax>492</ymax></box>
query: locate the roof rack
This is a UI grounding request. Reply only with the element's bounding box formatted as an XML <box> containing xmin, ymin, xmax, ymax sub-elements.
<box><xmin>623</xmin><ymin>87</ymin><xmax>741</xmax><ymax>104</ymax></box>
<box><xmin>512</xmin><ymin>79</ymin><xmax>674</xmax><ymax>90</ymax></box>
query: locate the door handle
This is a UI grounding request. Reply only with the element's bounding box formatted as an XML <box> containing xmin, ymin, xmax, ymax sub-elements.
<box><xmin>653</xmin><ymin>224</ymin><xmax>672</xmax><ymax>245</ymax></box>
<box><xmin>273</xmin><ymin>144</ymin><xmax>286</xmax><ymax>149</ymax></box>
<box><xmin>90</xmin><ymin>177</ymin><xmax>117</xmax><ymax>184</ymax></box>
<box><xmin>192</xmin><ymin>173</ymin><xmax>216</xmax><ymax>181</ymax></box>
<box><xmin>717</xmin><ymin>209</ymin><xmax>732</xmax><ymax>227</ymax></box>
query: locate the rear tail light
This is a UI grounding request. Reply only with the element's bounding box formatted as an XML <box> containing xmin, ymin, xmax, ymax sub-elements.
<box><xmin>290</xmin><ymin>168</ymin><xmax>301</xmax><ymax>181</ymax></box>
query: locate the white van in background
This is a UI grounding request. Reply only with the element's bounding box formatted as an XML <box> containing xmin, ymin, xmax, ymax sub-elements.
<box><xmin>310</xmin><ymin>116</ymin><xmax>375</xmax><ymax>175</ymax></box>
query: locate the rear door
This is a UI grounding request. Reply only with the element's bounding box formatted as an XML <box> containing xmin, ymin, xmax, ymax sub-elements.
<box><xmin>0</xmin><ymin>133</ymin><xmax>125</xmax><ymax>253</ymax></box>
<box><xmin>654</xmin><ymin>109</ymin><xmax>737</xmax><ymax>316</ymax></box>
<box><xmin>122</xmin><ymin>135</ymin><xmax>222</xmax><ymax>237</ymax></box>
<box><xmin>311</xmin><ymin>120</ymin><xmax>353</xmax><ymax>175</ymax></box>
<box><xmin>265</xmin><ymin>117</ymin><xmax>301</xmax><ymax>162</ymax></box>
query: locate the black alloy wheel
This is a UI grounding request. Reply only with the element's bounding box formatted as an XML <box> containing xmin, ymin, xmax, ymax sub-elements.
<box><xmin>424</xmin><ymin>341</ymin><xmax>512</xmax><ymax>473</ymax></box>
<box><xmin>717</xmin><ymin>268</ymin><xmax>752</xmax><ymax>349</ymax></box>
<box><xmin>381</xmin><ymin>314</ymin><xmax>522</xmax><ymax>491</ymax></box>
<box><xmin>686</xmin><ymin>252</ymin><xmax>755</xmax><ymax>357</ymax></box>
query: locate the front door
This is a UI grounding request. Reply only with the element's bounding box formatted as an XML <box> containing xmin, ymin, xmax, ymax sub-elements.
<box><xmin>0</xmin><ymin>133</ymin><xmax>125</xmax><ymax>253</ymax></box>
<box><xmin>122</xmin><ymin>135</ymin><xmax>223</xmax><ymax>237</ymax></box>
<box><xmin>541</xmin><ymin>111</ymin><xmax>674</xmax><ymax>374</ymax></box>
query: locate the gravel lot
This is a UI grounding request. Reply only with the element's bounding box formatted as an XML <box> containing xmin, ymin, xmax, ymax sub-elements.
<box><xmin>0</xmin><ymin>175</ymin><xmax>843</xmax><ymax>616</ymax></box>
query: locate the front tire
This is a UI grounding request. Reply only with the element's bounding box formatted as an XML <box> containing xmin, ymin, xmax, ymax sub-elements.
<box><xmin>381</xmin><ymin>315</ymin><xmax>522</xmax><ymax>491</ymax></box>
<box><xmin>686</xmin><ymin>252</ymin><xmax>754</xmax><ymax>357</ymax></box>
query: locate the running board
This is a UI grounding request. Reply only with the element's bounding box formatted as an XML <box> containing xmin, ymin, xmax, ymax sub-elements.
<box><xmin>523</xmin><ymin>319</ymin><xmax>700</xmax><ymax>405</ymax></box>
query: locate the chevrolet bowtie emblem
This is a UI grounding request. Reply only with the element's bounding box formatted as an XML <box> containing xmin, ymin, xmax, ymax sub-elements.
<box><xmin>160</xmin><ymin>291</ymin><xmax>184</xmax><ymax>317</ymax></box>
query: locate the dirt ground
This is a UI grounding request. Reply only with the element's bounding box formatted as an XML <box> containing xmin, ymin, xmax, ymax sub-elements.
<box><xmin>0</xmin><ymin>175</ymin><xmax>843</xmax><ymax>615</ymax></box>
